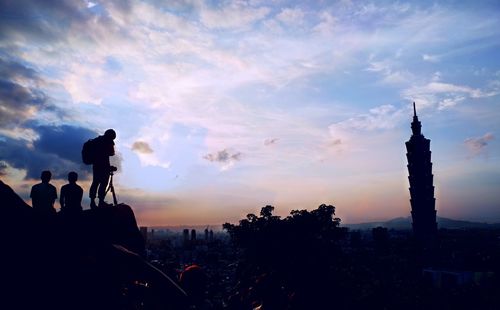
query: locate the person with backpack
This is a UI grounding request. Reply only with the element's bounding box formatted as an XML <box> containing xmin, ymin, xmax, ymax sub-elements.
<box><xmin>85</xmin><ymin>129</ymin><xmax>117</xmax><ymax>209</ymax></box>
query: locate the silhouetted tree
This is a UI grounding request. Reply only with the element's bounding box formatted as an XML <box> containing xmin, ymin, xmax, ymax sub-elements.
<box><xmin>223</xmin><ymin>204</ymin><xmax>347</xmax><ymax>308</ymax></box>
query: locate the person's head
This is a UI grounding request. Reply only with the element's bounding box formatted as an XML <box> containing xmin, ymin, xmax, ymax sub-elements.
<box><xmin>179</xmin><ymin>264</ymin><xmax>207</xmax><ymax>298</ymax></box>
<box><xmin>68</xmin><ymin>171</ymin><xmax>78</xmax><ymax>183</ymax></box>
<box><xmin>41</xmin><ymin>170</ymin><xmax>52</xmax><ymax>183</ymax></box>
<box><xmin>104</xmin><ymin>129</ymin><xmax>116</xmax><ymax>140</ymax></box>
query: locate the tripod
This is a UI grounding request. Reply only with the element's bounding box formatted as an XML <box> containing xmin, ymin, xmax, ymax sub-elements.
<box><xmin>106</xmin><ymin>171</ymin><xmax>118</xmax><ymax>206</ymax></box>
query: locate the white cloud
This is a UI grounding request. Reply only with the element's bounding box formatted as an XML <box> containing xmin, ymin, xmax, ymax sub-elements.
<box><xmin>422</xmin><ymin>53</ymin><xmax>440</xmax><ymax>62</ymax></box>
<box><xmin>366</xmin><ymin>59</ymin><xmax>413</xmax><ymax>85</ymax></box>
<box><xmin>276</xmin><ymin>7</ymin><xmax>305</xmax><ymax>26</ymax></box>
<box><xmin>403</xmin><ymin>80</ymin><xmax>500</xmax><ymax>110</ymax></box>
<box><xmin>313</xmin><ymin>11</ymin><xmax>335</xmax><ymax>35</ymax></box>
<box><xmin>199</xmin><ymin>3</ymin><xmax>270</xmax><ymax>29</ymax></box>
<box><xmin>328</xmin><ymin>104</ymin><xmax>406</xmax><ymax>152</ymax></box>
<box><xmin>438</xmin><ymin>96</ymin><xmax>465</xmax><ymax>110</ymax></box>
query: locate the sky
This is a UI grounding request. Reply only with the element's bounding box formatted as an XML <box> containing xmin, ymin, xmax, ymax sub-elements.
<box><xmin>1</xmin><ymin>0</ymin><xmax>499</xmax><ymax>226</ymax></box>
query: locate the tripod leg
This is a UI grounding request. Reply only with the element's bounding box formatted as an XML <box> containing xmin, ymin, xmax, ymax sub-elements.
<box><xmin>111</xmin><ymin>185</ymin><xmax>118</xmax><ymax>206</ymax></box>
<box><xmin>106</xmin><ymin>174</ymin><xmax>118</xmax><ymax>206</ymax></box>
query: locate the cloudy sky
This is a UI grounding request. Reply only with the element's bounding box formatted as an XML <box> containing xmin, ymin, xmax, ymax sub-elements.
<box><xmin>1</xmin><ymin>0</ymin><xmax>499</xmax><ymax>226</ymax></box>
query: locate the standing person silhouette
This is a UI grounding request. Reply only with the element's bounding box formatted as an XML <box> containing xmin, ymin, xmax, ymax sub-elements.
<box><xmin>89</xmin><ymin>129</ymin><xmax>116</xmax><ymax>209</ymax></box>
<box><xmin>30</xmin><ymin>170</ymin><xmax>57</xmax><ymax>215</ymax></box>
<box><xmin>60</xmin><ymin>171</ymin><xmax>83</xmax><ymax>214</ymax></box>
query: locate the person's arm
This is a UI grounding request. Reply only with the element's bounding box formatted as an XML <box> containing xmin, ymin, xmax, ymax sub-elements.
<box><xmin>51</xmin><ymin>185</ymin><xmax>57</xmax><ymax>207</ymax></box>
<box><xmin>77</xmin><ymin>185</ymin><xmax>83</xmax><ymax>206</ymax></box>
<box><xmin>60</xmin><ymin>186</ymin><xmax>65</xmax><ymax>209</ymax></box>
<box><xmin>110</xmin><ymin>141</ymin><xmax>115</xmax><ymax>157</ymax></box>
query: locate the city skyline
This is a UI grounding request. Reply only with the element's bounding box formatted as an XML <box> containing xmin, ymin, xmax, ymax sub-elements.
<box><xmin>1</xmin><ymin>0</ymin><xmax>499</xmax><ymax>226</ymax></box>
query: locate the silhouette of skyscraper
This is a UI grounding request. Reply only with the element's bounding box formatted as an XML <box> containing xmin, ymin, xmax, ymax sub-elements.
<box><xmin>405</xmin><ymin>102</ymin><xmax>437</xmax><ymax>239</ymax></box>
<box><xmin>183</xmin><ymin>229</ymin><xmax>190</xmax><ymax>244</ymax></box>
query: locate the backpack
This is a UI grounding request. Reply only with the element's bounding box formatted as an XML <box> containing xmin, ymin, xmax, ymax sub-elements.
<box><xmin>82</xmin><ymin>138</ymin><xmax>97</xmax><ymax>165</ymax></box>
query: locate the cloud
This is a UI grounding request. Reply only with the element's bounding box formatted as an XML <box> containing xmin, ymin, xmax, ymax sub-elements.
<box><xmin>204</xmin><ymin>149</ymin><xmax>242</xmax><ymax>163</ymax></box>
<box><xmin>0</xmin><ymin>57</ymin><xmax>57</xmax><ymax>127</ymax></box>
<box><xmin>422</xmin><ymin>54</ymin><xmax>440</xmax><ymax>62</ymax></box>
<box><xmin>437</xmin><ymin>96</ymin><xmax>466</xmax><ymax>110</ymax></box>
<box><xmin>203</xmin><ymin>149</ymin><xmax>242</xmax><ymax>170</ymax></box>
<box><xmin>264</xmin><ymin>138</ymin><xmax>279</xmax><ymax>146</ymax></box>
<box><xmin>329</xmin><ymin>104</ymin><xmax>405</xmax><ymax>133</ymax></box>
<box><xmin>313</xmin><ymin>11</ymin><xmax>335</xmax><ymax>34</ymax></box>
<box><xmin>366</xmin><ymin>59</ymin><xmax>413</xmax><ymax>85</ymax></box>
<box><xmin>199</xmin><ymin>3</ymin><xmax>270</xmax><ymax>29</ymax></box>
<box><xmin>403</xmin><ymin>80</ymin><xmax>500</xmax><ymax>110</ymax></box>
<box><xmin>132</xmin><ymin>141</ymin><xmax>154</xmax><ymax>154</ymax></box>
<box><xmin>276</xmin><ymin>7</ymin><xmax>305</xmax><ymax>26</ymax></box>
<box><xmin>0</xmin><ymin>161</ymin><xmax>7</xmax><ymax>176</ymax></box>
<box><xmin>328</xmin><ymin>139</ymin><xmax>342</xmax><ymax>147</ymax></box>
<box><xmin>464</xmin><ymin>133</ymin><xmax>494</xmax><ymax>157</ymax></box>
<box><xmin>327</xmin><ymin>104</ymin><xmax>407</xmax><ymax>154</ymax></box>
<box><xmin>0</xmin><ymin>125</ymin><xmax>98</xmax><ymax>179</ymax></box>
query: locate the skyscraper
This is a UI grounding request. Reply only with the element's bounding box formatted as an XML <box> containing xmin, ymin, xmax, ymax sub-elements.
<box><xmin>405</xmin><ymin>102</ymin><xmax>437</xmax><ymax>239</ymax></box>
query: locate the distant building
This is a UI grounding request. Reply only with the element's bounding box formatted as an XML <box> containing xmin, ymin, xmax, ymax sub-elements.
<box><xmin>209</xmin><ymin>229</ymin><xmax>214</xmax><ymax>242</ymax></box>
<box><xmin>191</xmin><ymin>229</ymin><xmax>196</xmax><ymax>241</ymax></box>
<box><xmin>405</xmin><ymin>102</ymin><xmax>437</xmax><ymax>239</ymax></box>
<box><xmin>422</xmin><ymin>269</ymin><xmax>494</xmax><ymax>288</ymax></box>
<box><xmin>205</xmin><ymin>228</ymin><xmax>209</xmax><ymax>241</ymax></box>
<box><xmin>140</xmin><ymin>226</ymin><xmax>148</xmax><ymax>243</ymax></box>
<box><xmin>183</xmin><ymin>229</ymin><xmax>190</xmax><ymax>244</ymax></box>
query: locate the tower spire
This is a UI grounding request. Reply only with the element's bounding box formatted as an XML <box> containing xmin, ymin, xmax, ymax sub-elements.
<box><xmin>411</xmin><ymin>102</ymin><xmax>422</xmax><ymax>136</ymax></box>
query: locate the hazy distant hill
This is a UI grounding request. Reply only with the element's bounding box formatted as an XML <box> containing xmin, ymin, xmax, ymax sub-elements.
<box><xmin>344</xmin><ymin>216</ymin><xmax>500</xmax><ymax>230</ymax></box>
<box><xmin>149</xmin><ymin>224</ymin><xmax>224</xmax><ymax>232</ymax></box>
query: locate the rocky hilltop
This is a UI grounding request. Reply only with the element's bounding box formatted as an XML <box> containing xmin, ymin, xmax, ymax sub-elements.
<box><xmin>0</xmin><ymin>180</ymin><xmax>187</xmax><ymax>309</ymax></box>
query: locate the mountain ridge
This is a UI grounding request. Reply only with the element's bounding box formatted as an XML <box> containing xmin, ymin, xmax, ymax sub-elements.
<box><xmin>343</xmin><ymin>216</ymin><xmax>500</xmax><ymax>230</ymax></box>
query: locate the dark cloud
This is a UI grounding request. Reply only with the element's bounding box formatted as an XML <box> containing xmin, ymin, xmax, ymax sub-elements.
<box><xmin>0</xmin><ymin>57</ymin><xmax>38</xmax><ymax>80</ymax></box>
<box><xmin>132</xmin><ymin>141</ymin><xmax>154</xmax><ymax>154</ymax></box>
<box><xmin>0</xmin><ymin>57</ymin><xmax>89</xmax><ymax>180</ymax></box>
<box><xmin>33</xmin><ymin>125</ymin><xmax>98</xmax><ymax>163</ymax></box>
<box><xmin>0</xmin><ymin>0</ymin><xmax>132</xmax><ymax>46</ymax></box>
<box><xmin>203</xmin><ymin>149</ymin><xmax>242</xmax><ymax>163</ymax></box>
<box><xmin>0</xmin><ymin>57</ymin><xmax>64</xmax><ymax>127</ymax></box>
<box><xmin>0</xmin><ymin>0</ymin><xmax>85</xmax><ymax>43</ymax></box>
<box><xmin>0</xmin><ymin>79</ymin><xmax>47</xmax><ymax>125</ymax></box>
<box><xmin>264</xmin><ymin>138</ymin><xmax>279</xmax><ymax>146</ymax></box>
<box><xmin>464</xmin><ymin>133</ymin><xmax>494</xmax><ymax>157</ymax></box>
<box><xmin>0</xmin><ymin>125</ymin><xmax>99</xmax><ymax>180</ymax></box>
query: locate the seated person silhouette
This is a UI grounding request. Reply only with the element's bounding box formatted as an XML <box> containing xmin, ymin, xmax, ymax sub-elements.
<box><xmin>60</xmin><ymin>171</ymin><xmax>83</xmax><ymax>214</ymax></box>
<box><xmin>89</xmin><ymin>129</ymin><xmax>116</xmax><ymax>209</ymax></box>
<box><xmin>30</xmin><ymin>170</ymin><xmax>57</xmax><ymax>215</ymax></box>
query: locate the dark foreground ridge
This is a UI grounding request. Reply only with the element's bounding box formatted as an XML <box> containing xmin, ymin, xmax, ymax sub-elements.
<box><xmin>0</xmin><ymin>180</ymin><xmax>188</xmax><ymax>309</ymax></box>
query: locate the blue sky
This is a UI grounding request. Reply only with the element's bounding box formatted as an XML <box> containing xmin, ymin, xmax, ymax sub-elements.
<box><xmin>0</xmin><ymin>0</ymin><xmax>499</xmax><ymax>225</ymax></box>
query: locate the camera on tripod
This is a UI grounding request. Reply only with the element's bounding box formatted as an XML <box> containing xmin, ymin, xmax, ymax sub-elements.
<box><xmin>109</xmin><ymin>166</ymin><xmax>118</xmax><ymax>173</ymax></box>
